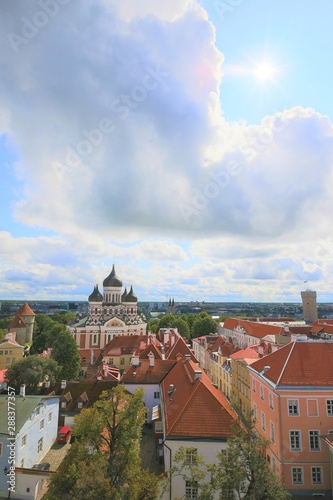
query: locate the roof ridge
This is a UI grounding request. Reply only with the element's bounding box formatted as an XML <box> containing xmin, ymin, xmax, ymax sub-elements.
<box><xmin>276</xmin><ymin>341</ymin><xmax>295</xmax><ymax>385</ymax></box>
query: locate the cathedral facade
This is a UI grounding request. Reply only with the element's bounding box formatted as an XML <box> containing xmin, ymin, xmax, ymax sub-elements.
<box><xmin>69</xmin><ymin>265</ymin><xmax>147</xmax><ymax>352</ymax></box>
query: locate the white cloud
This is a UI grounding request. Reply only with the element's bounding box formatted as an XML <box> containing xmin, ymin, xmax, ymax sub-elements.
<box><xmin>1</xmin><ymin>1</ymin><xmax>333</xmax><ymax>301</ymax></box>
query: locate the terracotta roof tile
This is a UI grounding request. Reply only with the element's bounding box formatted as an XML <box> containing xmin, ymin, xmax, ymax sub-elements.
<box><xmin>16</xmin><ymin>303</ymin><xmax>35</xmax><ymax>317</ymax></box>
<box><xmin>121</xmin><ymin>359</ymin><xmax>176</xmax><ymax>384</ymax></box>
<box><xmin>250</xmin><ymin>341</ymin><xmax>333</xmax><ymax>386</ymax></box>
<box><xmin>162</xmin><ymin>357</ymin><xmax>237</xmax><ymax>439</ymax></box>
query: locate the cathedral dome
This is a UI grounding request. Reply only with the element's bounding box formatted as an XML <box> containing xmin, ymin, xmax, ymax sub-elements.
<box><xmin>103</xmin><ymin>265</ymin><xmax>122</xmax><ymax>288</ymax></box>
<box><xmin>121</xmin><ymin>287</ymin><xmax>128</xmax><ymax>302</ymax></box>
<box><xmin>124</xmin><ymin>286</ymin><xmax>138</xmax><ymax>303</ymax></box>
<box><xmin>89</xmin><ymin>284</ymin><xmax>103</xmax><ymax>302</ymax></box>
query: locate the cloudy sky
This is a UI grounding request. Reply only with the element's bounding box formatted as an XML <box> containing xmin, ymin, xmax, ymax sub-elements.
<box><xmin>1</xmin><ymin>0</ymin><xmax>333</xmax><ymax>303</ymax></box>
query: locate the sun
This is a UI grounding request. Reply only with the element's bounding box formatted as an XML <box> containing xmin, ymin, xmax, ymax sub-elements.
<box><xmin>253</xmin><ymin>62</ymin><xmax>276</xmax><ymax>82</ymax></box>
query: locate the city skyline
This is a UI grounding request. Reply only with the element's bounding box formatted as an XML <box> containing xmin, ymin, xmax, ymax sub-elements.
<box><xmin>1</xmin><ymin>1</ymin><xmax>333</xmax><ymax>302</ymax></box>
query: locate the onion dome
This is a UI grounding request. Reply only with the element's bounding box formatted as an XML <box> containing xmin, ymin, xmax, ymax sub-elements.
<box><xmin>124</xmin><ymin>285</ymin><xmax>138</xmax><ymax>303</ymax></box>
<box><xmin>89</xmin><ymin>284</ymin><xmax>103</xmax><ymax>302</ymax></box>
<box><xmin>103</xmin><ymin>264</ymin><xmax>122</xmax><ymax>288</ymax></box>
<box><xmin>121</xmin><ymin>287</ymin><xmax>128</xmax><ymax>302</ymax></box>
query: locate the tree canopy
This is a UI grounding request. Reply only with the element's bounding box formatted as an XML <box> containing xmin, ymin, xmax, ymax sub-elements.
<box><xmin>5</xmin><ymin>356</ymin><xmax>60</xmax><ymax>393</ymax></box>
<box><xmin>45</xmin><ymin>386</ymin><xmax>160</xmax><ymax>500</ymax></box>
<box><xmin>51</xmin><ymin>330</ymin><xmax>81</xmax><ymax>380</ymax></box>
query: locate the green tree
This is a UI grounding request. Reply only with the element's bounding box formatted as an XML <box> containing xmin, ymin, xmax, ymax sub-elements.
<box><xmin>191</xmin><ymin>314</ymin><xmax>217</xmax><ymax>339</ymax></box>
<box><xmin>51</xmin><ymin>330</ymin><xmax>80</xmax><ymax>380</ymax></box>
<box><xmin>170</xmin><ymin>317</ymin><xmax>190</xmax><ymax>339</ymax></box>
<box><xmin>147</xmin><ymin>318</ymin><xmax>160</xmax><ymax>334</ymax></box>
<box><xmin>158</xmin><ymin>313</ymin><xmax>176</xmax><ymax>328</ymax></box>
<box><xmin>46</xmin><ymin>386</ymin><xmax>160</xmax><ymax>500</ymax></box>
<box><xmin>210</xmin><ymin>418</ymin><xmax>291</xmax><ymax>499</ymax></box>
<box><xmin>50</xmin><ymin>311</ymin><xmax>76</xmax><ymax>324</ymax></box>
<box><xmin>5</xmin><ymin>356</ymin><xmax>60</xmax><ymax>393</ymax></box>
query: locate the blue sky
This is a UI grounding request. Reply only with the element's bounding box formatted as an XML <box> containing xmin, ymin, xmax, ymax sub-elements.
<box><xmin>1</xmin><ymin>0</ymin><xmax>333</xmax><ymax>302</ymax></box>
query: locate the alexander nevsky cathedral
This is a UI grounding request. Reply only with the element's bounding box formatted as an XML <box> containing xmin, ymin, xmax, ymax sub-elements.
<box><xmin>69</xmin><ymin>265</ymin><xmax>147</xmax><ymax>350</ymax></box>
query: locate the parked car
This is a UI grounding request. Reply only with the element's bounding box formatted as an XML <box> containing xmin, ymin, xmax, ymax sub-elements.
<box><xmin>32</xmin><ymin>462</ymin><xmax>50</xmax><ymax>470</ymax></box>
<box><xmin>56</xmin><ymin>425</ymin><xmax>71</xmax><ymax>444</ymax></box>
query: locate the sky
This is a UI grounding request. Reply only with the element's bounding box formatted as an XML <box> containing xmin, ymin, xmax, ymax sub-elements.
<box><xmin>1</xmin><ymin>0</ymin><xmax>333</xmax><ymax>303</ymax></box>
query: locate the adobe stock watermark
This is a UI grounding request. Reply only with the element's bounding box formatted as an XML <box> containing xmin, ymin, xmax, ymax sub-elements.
<box><xmin>180</xmin><ymin>115</ymin><xmax>289</xmax><ymax>225</ymax></box>
<box><xmin>213</xmin><ymin>0</ymin><xmax>244</xmax><ymax>22</ymax></box>
<box><xmin>7</xmin><ymin>0</ymin><xmax>71</xmax><ymax>53</ymax></box>
<box><xmin>293</xmin><ymin>239</ymin><xmax>333</xmax><ymax>283</ymax></box>
<box><xmin>52</xmin><ymin>65</ymin><xmax>168</xmax><ymax>180</ymax></box>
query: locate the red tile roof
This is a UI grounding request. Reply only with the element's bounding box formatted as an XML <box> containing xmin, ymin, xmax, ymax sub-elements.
<box><xmin>102</xmin><ymin>335</ymin><xmax>148</xmax><ymax>356</ymax></box>
<box><xmin>16</xmin><ymin>303</ymin><xmax>35</xmax><ymax>317</ymax></box>
<box><xmin>9</xmin><ymin>315</ymin><xmax>26</xmax><ymax>329</ymax></box>
<box><xmin>162</xmin><ymin>357</ymin><xmax>237</xmax><ymax>439</ymax></box>
<box><xmin>223</xmin><ymin>318</ymin><xmax>285</xmax><ymax>339</ymax></box>
<box><xmin>165</xmin><ymin>337</ymin><xmax>197</xmax><ymax>362</ymax></box>
<box><xmin>139</xmin><ymin>343</ymin><xmax>164</xmax><ymax>360</ymax></box>
<box><xmin>121</xmin><ymin>359</ymin><xmax>176</xmax><ymax>384</ymax></box>
<box><xmin>0</xmin><ymin>338</ymin><xmax>24</xmax><ymax>348</ymax></box>
<box><xmin>250</xmin><ymin>341</ymin><xmax>333</xmax><ymax>386</ymax></box>
<box><xmin>230</xmin><ymin>345</ymin><xmax>261</xmax><ymax>360</ymax></box>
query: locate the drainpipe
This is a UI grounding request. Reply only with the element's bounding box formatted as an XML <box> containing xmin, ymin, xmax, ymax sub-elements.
<box><xmin>163</xmin><ymin>440</ymin><xmax>172</xmax><ymax>500</ymax></box>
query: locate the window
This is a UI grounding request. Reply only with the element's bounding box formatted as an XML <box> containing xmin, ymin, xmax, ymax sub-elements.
<box><xmin>185</xmin><ymin>448</ymin><xmax>198</xmax><ymax>465</ymax></box>
<box><xmin>327</xmin><ymin>400</ymin><xmax>333</xmax><ymax>416</ymax></box>
<box><xmin>288</xmin><ymin>399</ymin><xmax>299</xmax><ymax>416</ymax></box>
<box><xmin>78</xmin><ymin>402</ymin><xmax>83</xmax><ymax>409</ymax></box>
<box><xmin>309</xmin><ymin>430</ymin><xmax>320</xmax><ymax>451</ymax></box>
<box><xmin>292</xmin><ymin>467</ymin><xmax>303</xmax><ymax>484</ymax></box>
<box><xmin>272</xmin><ymin>456</ymin><xmax>276</xmax><ymax>474</ymax></box>
<box><xmin>253</xmin><ymin>402</ymin><xmax>257</xmax><ymax>420</ymax></box>
<box><xmin>6</xmin><ymin>358</ymin><xmax>10</xmax><ymax>364</ymax></box>
<box><xmin>120</xmin><ymin>358</ymin><xmax>125</xmax><ymax>365</ymax></box>
<box><xmin>185</xmin><ymin>480</ymin><xmax>198</xmax><ymax>499</ymax></box>
<box><xmin>154</xmin><ymin>392</ymin><xmax>160</xmax><ymax>399</ymax></box>
<box><xmin>36</xmin><ymin>405</ymin><xmax>40</xmax><ymax>416</ymax></box>
<box><xmin>40</xmin><ymin>419</ymin><xmax>44</xmax><ymax>431</ymax></box>
<box><xmin>261</xmin><ymin>411</ymin><xmax>266</xmax><ymax>431</ymax></box>
<box><xmin>260</xmin><ymin>385</ymin><xmax>264</xmax><ymax>401</ymax></box>
<box><xmin>107</xmin><ymin>334</ymin><xmax>111</xmax><ymax>343</ymax></box>
<box><xmin>82</xmin><ymin>357</ymin><xmax>86</xmax><ymax>363</ymax></box>
<box><xmin>37</xmin><ymin>437</ymin><xmax>43</xmax><ymax>453</ymax></box>
<box><xmin>21</xmin><ymin>435</ymin><xmax>27</xmax><ymax>447</ymax></box>
<box><xmin>270</xmin><ymin>421</ymin><xmax>275</xmax><ymax>443</ymax></box>
<box><xmin>311</xmin><ymin>467</ymin><xmax>323</xmax><ymax>484</ymax></box>
<box><xmin>48</xmin><ymin>412</ymin><xmax>52</xmax><ymax>423</ymax></box>
<box><xmin>109</xmin><ymin>358</ymin><xmax>114</xmax><ymax>365</ymax></box>
<box><xmin>252</xmin><ymin>379</ymin><xmax>256</xmax><ymax>393</ymax></box>
<box><xmin>92</xmin><ymin>334</ymin><xmax>97</xmax><ymax>344</ymax></box>
<box><xmin>61</xmin><ymin>402</ymin><xmax>67</xmax><ymax>409</ymax></box>
<box><xmin>290</xmin><ymin>430</ymin><xmax>301</xmax><ymax>451</ymax></box>
<box><xmin>269</xmin><ymin>392</ymin><xmax>274</xmax><ymax>410</ymax></box>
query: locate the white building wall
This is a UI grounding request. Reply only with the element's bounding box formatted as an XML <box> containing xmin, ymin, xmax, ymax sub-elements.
<box><xmin>124</xmin><ymin>383</ymin><xmax>160</xmax><ymax>422</ymax></box>
<box><xmin>161</xmin><ymin>439</ymin><xmax>229</xmax><ymax>500</ymax></box>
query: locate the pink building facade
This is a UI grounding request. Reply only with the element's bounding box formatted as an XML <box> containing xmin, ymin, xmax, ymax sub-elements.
<box><xmin>249</xmin><ymin>340</ymin><xmax>333</xmax><ymax>498</ymax></box>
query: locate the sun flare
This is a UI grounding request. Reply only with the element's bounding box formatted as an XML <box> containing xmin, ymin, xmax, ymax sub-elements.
<box><xmin>253</xmin><ymin>62</ymin><xmax>276</xmax><ymax>81</ymax></box>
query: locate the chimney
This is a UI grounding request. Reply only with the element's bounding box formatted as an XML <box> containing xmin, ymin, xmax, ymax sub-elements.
<box><xmin>284</xmin><ymin>325</ymin><xmax>289</xmax><ymax>333</ymax></box>
<box><xmin>61</xmin><ymin>380</ymin><xmax>66</xmax><ymax>389</ymax></box>
<box><xmin>20</xmin><ymin>385</ymin><xmax>26</xmax><ymax>397</ymax></box>
<box><xmin>194</xmin><ymin>369</ymin><xmax>202</xmax><ymax>381</ymax></box>
<box><xmin>185</xmin><ymin>354</ymin><xmax>191</xmax><ymax>362</ymax></box>
<box><xmin>149</xmin><ymin>353</ymin><xmax>155</xmax><ymax>368</ymax></box>
<box><xmin>160</xmin><ymin>346</ymin><xmax>165</xmax><ymax>361</ymax></box>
